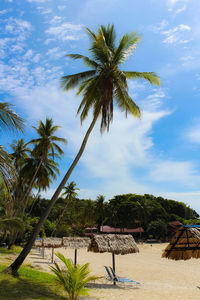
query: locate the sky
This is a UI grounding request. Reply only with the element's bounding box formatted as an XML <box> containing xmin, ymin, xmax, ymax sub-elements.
<box><xmin>1</xmin><ymin>0</ymin><xmax>200</xmax><ymax>214</ymax></box>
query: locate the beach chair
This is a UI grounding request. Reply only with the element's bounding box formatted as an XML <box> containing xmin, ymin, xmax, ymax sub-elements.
<box><xmin>104</xmin><ymin>266</ymin><xmax>140</xmax><ymax>287</ymax></box>
<box><xmin>109</xmin><ymin>266</ymin><xmax>140</xmax><ymax>286</ymax></box>
<box><xmin>104</xmin><ymin>266</ymin><xmax>114</xmax><ymax>282</ymax></box>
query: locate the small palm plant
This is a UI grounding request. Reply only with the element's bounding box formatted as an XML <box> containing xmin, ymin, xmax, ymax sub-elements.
<box><xmin>50</xmin><ymin>252</ymin><xmax>99</xmax><ymax>300</ymax></box>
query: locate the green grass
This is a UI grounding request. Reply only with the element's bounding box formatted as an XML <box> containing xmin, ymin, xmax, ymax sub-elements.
<box><xmin>0</xmin><ymin>245</ymin><xmax>22</xmax><ymax>255</ymax></box>
<box><xmin>0</xmin><ymin>263</ymin><xmax>66</xmax><ymax>299</ymax></box>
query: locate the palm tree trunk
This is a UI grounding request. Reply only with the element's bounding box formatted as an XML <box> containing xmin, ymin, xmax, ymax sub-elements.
<box><xmin>3</xmin><ymin>114</ymin><xmax>98</xmax><ymax>275</ymax></box>
<box><xmin>21</xmin><ymin>159</ymin><xmax>43</xmax><ymax>216</ymax></box>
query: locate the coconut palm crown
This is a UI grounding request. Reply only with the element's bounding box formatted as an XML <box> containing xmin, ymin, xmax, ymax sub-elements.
<box><xmin>61</xmin><ymin>24</ymin><xmax>160</xmax><ymax>132</ymax></box>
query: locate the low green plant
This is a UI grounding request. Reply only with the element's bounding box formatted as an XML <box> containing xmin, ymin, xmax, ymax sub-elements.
<box><xmin>50</xmin><ymin>252</ymin><xmax>99</xmax><ymax>300</ymax></box>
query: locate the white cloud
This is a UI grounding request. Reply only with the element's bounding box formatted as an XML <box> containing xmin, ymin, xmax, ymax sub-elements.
<box><xmin>150</xmin><ymin>161</ymin><xmax>200</xmax><ymax>186</ymax></box>
<box><xmin>186</xmin><ymin>122</ymin><xmax>200</xmax><ymax>144</ymax></box>
<box><xmin>46</xmin><ymin>22</ymin><xmax>84</xmax><ymax>41</ymax></box>
<box><xmin>49</xmin><ymin>16</ymin><xmax>63</xmax><ymax>24</ymax></box>
<box><xmin>0</xmin><ymin>9</ymin><xmax>9</xmax><ymax>15</ymax></box>
<box><xmin>168</xmin><ymin>0</ymin><xmax>189</xmax><ymax>6</ymax></box>
<box><xmin>174</xmin><ymin>5</ymin><xmax>186</xmax><ymax>15</ymax></box>
<box><xmin>4</xmin><ymin>17</ymin><xmax>33</xmax><ymax>42</ymax></box>
<box><xmin>162</xmin><ymin>24</ymin><xmax>191</xmax><ymax>44</ymax></box>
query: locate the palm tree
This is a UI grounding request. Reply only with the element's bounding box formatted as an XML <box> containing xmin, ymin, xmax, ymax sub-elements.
<box><xmin>22</xmin><ymin>157</ymin><xmax>59</xmax><ymax>214</ymax></box>
<box><xmin>50</xmin><ymin>252</ymin><xmax>99</xmax><ymax>300</ymax></box>
<box><xmin>95</xmin><ymin>195</ymin><xmax>105</xmax><ymax>232</ymax></box>
<box><xmin>10</xmin><ymin>139</ymin><xmax>30</xmax><ymax>171</ymax></box>
<box><xmin>0</xmin><ymin>102</ymin><xmax>23</xmax><ymax>190</ymax></box>
<box><xmin>20</xmin><ymin>118</ymin><xmax>67</xmax><ymax>215</ymax></box>
<box><xmin>52</xmin><ymin>181</ymin><xmax>79</xmax><ymax>236</ymax></box>
<box><xmin>5</xmin><ymin>24</ymin><xmax>160</xmax><ymax>275</ymax></box>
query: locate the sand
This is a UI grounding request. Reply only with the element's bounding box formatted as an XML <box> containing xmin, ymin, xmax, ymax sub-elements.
<box><xmin>27</xmin><ymin>243</ymin><xmax>200</xmax><ymax>300</ymax></box>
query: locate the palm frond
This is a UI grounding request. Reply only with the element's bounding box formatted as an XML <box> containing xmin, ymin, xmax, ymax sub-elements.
<box><xmin>61</xmin><ymin>71</ymin><xmax>96</xmax><ymax>90</ymax></box>
<box><xmin>0</xmin><ymin>102</ymin><xmax>24</xmax><ymax>132</ymax></box>
<box><xmin>67</xmin><ymin>54</ymin><xmax>99</xmax><ymax>69</ymax></box>
<box><xmin>123</xmin><ymin>71</ymin><xmax>161</xmax><ymax>86</ymax></box>
<box><xmin>114</xmin><ymin>32</ymin><xmax>141</xmax><ymax>64</ymax></box>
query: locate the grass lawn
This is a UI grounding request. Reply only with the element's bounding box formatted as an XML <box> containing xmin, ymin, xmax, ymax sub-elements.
<box><xmin>0</xmin><ymin>247</ymin><xmax>66</xmax><ymax>299</ymax></box>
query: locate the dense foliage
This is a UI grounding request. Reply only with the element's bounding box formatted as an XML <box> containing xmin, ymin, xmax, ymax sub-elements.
<box><xmin>1</xmin><ymin>192</ymin><xmax>197</xmax><ymax>243</ymax></box>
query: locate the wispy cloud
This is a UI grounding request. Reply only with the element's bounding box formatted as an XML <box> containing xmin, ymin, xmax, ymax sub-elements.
<box><xmin>153</xmin><ymin>21</ymin><xmax>191</xmax><ymax>45</ymax></box>
<box><xmin>186</xmin><ymin>121</ymin><xmax>200</xmax><ymax>144</ymax></box>
<box><xmin>162</xmin><ymin>24</ymin><xmax>191</xmax><ymax>44</ymax></box>
<box><xmin>150</xmin><ymin>160</ymin><xmax>200</xmax><ymax>186</ymax></box>
<box><xmin>46</xmin><ymin>22</ymin><xmax>84</xmax><ymax>41</ymax></box>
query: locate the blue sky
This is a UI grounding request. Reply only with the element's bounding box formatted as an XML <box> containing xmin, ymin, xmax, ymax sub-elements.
<box><xmin>1</xmin><ymin>0</ymin><xmax>200</xmax><ymax>213</ymax></box>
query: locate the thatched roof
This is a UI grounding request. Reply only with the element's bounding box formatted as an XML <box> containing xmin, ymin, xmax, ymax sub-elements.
<box><xmin>42</xmin><ymin>237</ymin><xmax>62</xmax><ymax>248</ymax></box>
<box><xmin>62</xmin><ymin>237</ymin><xmax>90</xmax><ymax>249</ymax></box>
<box><xmin>34</xmin><ymin>239</ymin><xmax>43</xmax><ymax>247</ymax></box>
<box><xmin>88</xmin><ymin>234</ymin><xmax>139</xmax><ymax>255</ymax></box>
<box><xmin>162</xmin><ymin>226</ymin><xmax>200</xmax><ymax>260</ymax></box>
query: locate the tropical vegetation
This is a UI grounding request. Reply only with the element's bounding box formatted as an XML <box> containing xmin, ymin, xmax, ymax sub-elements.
<box><xmin>6</xmin><ymin>24</ymin><xmax>161</xmax><ymax>275</ymax></box>
<box><xmin>50</xmin><ymin>252</ymin><xmax>99</xmax><ymax>300</ymax></box>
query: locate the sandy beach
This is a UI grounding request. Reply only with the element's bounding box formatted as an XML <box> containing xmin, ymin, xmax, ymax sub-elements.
<box><xmin>27</xmin><ymin>243</ymin><xmax>200</xmax><ymax>300</ymax></box>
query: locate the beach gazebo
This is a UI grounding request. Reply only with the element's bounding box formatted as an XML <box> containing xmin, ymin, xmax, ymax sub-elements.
<box><xmin>62</xmin><ymin>237</ymin><xmax>90</xmax><ymax>265</ymax></box>
<box><xmin>88</xmin><ymin>234</ymin><xmax>139</xmax><ymax>283</ymax></box>
<box><xmin>42</xmin><ymin>237</ymin><xmax>63</xmax><ymax>263</ymax></box>
<box><xmin>162</xmin><ymin>225</ymin><xmax>200</xmax><ymax>260</ymax></box>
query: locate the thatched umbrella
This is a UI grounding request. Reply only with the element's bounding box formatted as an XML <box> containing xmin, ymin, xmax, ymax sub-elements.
<box><xmin>62</xmin><ymin>237</ymin><xmax>90</xmax><ymax>265</ymax></box>
<box><xmin>42</xmin><ymin>237</ymin><xmax>62</xmax><ymax>263</ymax></box>
<box><xmin>162</xmin><ymin>225</ymin><xmax>200</xmax><ymax>260</ymax></box>
<box><xmin>88</xmin><ymin>234</ymin><xmax>139</xmax><ymax>284</ymax></box>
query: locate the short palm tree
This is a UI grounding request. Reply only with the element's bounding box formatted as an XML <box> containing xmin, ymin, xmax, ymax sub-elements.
<box><xmin>52</xmin><ymin>181</ymin><xmax>79</xmax><ymax>236</ymax></box>
<box><xmin>5</xmin><ymin>24</ymin><xmax>160</xmax><ymax>275</ymax></box>
<box><xmin>50</xmin><ymin>252</ymin><xmax>99</xmax><ymax>300</ymax></box>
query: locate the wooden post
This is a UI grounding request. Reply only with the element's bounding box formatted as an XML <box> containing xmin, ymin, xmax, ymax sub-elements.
<box><xmin>112</xmin><ymin>253</ymin><xmax>116</xmax><ymax>285</ymax></box>
<box><xmin>74</xmin><ymin>249</ymin><xmax>77</xmax><ymax>266</ymax></box>
<box><xmin>51</xmin><ymin>248</ymin><xmax>54</xmax><ymax>263</ymax></box>
<box><xmin>42</xmin><ymin>247</ymin><xmax>45</xmax><ymax>258</ymax></box>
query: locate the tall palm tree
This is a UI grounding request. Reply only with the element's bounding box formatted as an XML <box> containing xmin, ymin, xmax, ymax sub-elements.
<box><xmin>20</xmin><ymin>118</ymin><xmax>67</xmax><ymax>214</ymax></box>
<box><xmin>52</xmin><ymin>181</ymin><xmax>79</xmax><ymax>236</ymax></box>
<box><xmin>5</xmin><ymin>24</ymin><xmax>160</xmax><ymax>275</ymax></box>
<box><xmin>22</xmin><ymin>157</ymin><xmax>59</xmax><ymax>214</ymax></box>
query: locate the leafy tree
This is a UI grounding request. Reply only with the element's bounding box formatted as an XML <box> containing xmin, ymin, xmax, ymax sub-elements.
<box><xmin>6</xmin><ymin>24</ymin><xmax>160</xmax><ymax>274</ymax></box>
<box><xmin>147</xmin><ymin>219</ymin><xmax>168</xmax><ymax>239</ymax></box>
<box><xmin>50</xmin><ymin>253</ymin><xmax>99</xmax><ymax>300</ymax></box>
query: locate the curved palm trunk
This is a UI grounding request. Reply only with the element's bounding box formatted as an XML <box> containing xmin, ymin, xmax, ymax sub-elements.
<box><xmin>3</xmin><ymin>114</ymin><xmax>98</xmax><ymax>275</ymax></box>
<box><xmin>21</xmin><ymin>159</ymin><xmax>43</xmax><ymax>216</ymax></box>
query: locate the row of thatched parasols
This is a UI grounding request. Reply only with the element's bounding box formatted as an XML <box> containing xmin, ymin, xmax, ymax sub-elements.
<box><xmin>35</xmin><ymin>234</ymin><xmax>139</xmax><ymax>272</ymax></box>
<box><xmin>34</xmin><ymin>226</ymin><xmax>200</xmax><ymax>286</ymax></box>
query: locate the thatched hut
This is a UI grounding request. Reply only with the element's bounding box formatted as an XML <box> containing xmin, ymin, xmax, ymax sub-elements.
<box><xmin>62</xmin><ymin>237</ymin><xmax>90</xmax><ymax>265</ymax></box>
<box><xmin>162</xmin><ymin>225</ymin><xmax>200</xmax><ymax>260</ymax></box>
<box><xmin>88</xmin><ymin>234</ymin><xmax>139</xmax><ymax>284</ymax></box>
<box><xmin>42</xmin><ymin>237</ymin><xmax>62</xmax><ymax>263</ymax></box>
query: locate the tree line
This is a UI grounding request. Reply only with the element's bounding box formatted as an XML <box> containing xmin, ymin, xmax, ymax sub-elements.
<box><xmin>1</xmin><ymin>191</ymin><xmax>198</xmax><ymax>246</ymax></box>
